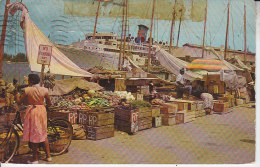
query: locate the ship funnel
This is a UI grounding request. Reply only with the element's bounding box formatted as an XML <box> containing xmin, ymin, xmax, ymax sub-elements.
<box><xmin>136</xmin><ymin>25</ymin><xmax>149</xmax><ymax>44</ymax></box>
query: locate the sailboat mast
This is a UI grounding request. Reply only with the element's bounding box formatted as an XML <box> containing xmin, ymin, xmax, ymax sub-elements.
<box><xmin>118</xmin><ymin>0</ymin><xmax>126</xmax><ymax>70</ymax></box>
<box><xmin>224</xmin><ymin>0</ymin><xmax>230</xmax><ymax>60</ymax></box>
<box><xmin>147</xmin><ymin>0</ymin><xmax>156</xmax><ymax>73</ymax></box>
<box><xmin>122</xmin><ymin>0</ymin><xmax>128</xmax><ymax>65</ymax></box>
<box><xmin>176</xmin><ymin>9</ymin><xmax>183</xmax><ymax>48</ymax></box>
<box><xmin>169</xmin><ymin>0</ymin><xmax>177</xmax><ymax>53</ymax></box>
<box><xmin>244</xmin><ymin>3</ymin><xmax>247</xmax><ymax>63</ymax></box>
<box><xmin>202</xmin><ymin>0</ymin><xmax>208</xmax><ymax>58</ymax></box>
<box><xmin>0</xmin><ymin>0</ymin><xmax>11</xmax><ymax>76</ymax></box>
<box><xmin>93</xmin><ymin>0</ymin><xmax>101</xmax><ymax>40</ymax></box>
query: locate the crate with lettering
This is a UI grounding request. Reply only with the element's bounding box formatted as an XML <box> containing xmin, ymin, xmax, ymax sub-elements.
<box><xmin>47</xmin><ymin>109</ymin><xmax>78</xmax><ymax>125</ymax></box>
<box><xmin>114</xmin><ymin>107</ymin><xmax>139</xmax><ymax>134</ymax></box>
<box><xmin>151</xmin><ymin>105</ymin><xmax>161</xmax><ymax>117</ymax></box>
<box><xmin>78</xmin><ymin>107</ymin><xmax>115</xmax><ymax>127</ymax></box>
<box><xmin>175</xmin><ymin>110</ymin><xmax>195</xmax><ymax>124</ymax></box>
<box><xmin>137</xmin><ymin>107</ymin><xmax>152</xmax><ymax>131</ymax></box>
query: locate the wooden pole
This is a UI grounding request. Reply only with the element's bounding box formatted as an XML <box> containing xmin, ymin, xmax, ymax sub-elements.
<box><xmin>244</xmin><ymin>3</ymin><xmax>247</xmax><ymax>64</ymax></box>
<box><xmin>224</xmin><ymin>0</ymin><xmax>230</xmax><ymax>60</ymax></box>
<box><xmin>176</xmin><ymin>9</ymin><xmax>183</xmax><ymax>48</ymax></box>
<box><xmin>147</xmin><ymin>0</ymin><xmax>156</xmax><ymax>73</ymax></box>
<box><xmin>122</xmin><ymin>0</ymin><xmax>128</xmax><ymax>65</ymax></box>
<box><xmin>93</xmin><ymin>0</ymin><xmax>101</xmax><ymax>40</ymax></box>
<box><xmin>169</xmin><ymin>0</ymin><xmax>176</xmax><ymax>53</ymax></box>
<box><xmin>118</xmin><ymin>0</ymin><xmax>126</xmax><ymax>70</ymax></box>
<box><xmin>202</xmin><ymin>0</ymin><xmax>208</xmax><ymax>58</ymax></box>
<box><xmin>0</xmin><ymin>0</ymin><xmax>11</xmax><ymax>77</ymax></box>
<box><xmin>40</xmin><ymin>64</ymin><xmax>45</xmax><ymax>86</ymax></box>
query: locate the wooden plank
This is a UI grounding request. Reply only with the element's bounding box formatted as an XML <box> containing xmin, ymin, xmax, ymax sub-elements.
<box><xmin>138</xmin><ymin>111</ymin><xmax>152</xmax><ymax>118</ymax></box>
<box><xmin>138</xmin><ymin>123</ymin><xmax>152</xmax><ymax>131</ymax></box>
<box><xmin>138</xmin><ymin>117</ymin><xmax>152</xmax><ymax>125</ymax></box>
<box><xmin>87</xmin><ymin>131</ymin><xmax>114</xmax><ymax>140</ymax></box>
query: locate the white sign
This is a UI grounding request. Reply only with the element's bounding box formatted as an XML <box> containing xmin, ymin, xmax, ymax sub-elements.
<box><xmin>37</xmin><ymin>44</ymin><xmax>52</xmax><ymax>65</ymax></box>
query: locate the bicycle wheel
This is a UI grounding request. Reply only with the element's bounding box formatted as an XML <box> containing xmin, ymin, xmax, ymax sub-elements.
<box><xmin>0</xmin><ymin>127</ymin><xmax>19</xmax><ymax>163</ymax></box>
<box><xmin>47</xmin><ymin>118</ymin><xmax>73</xmax><ymax>156</ymax></box>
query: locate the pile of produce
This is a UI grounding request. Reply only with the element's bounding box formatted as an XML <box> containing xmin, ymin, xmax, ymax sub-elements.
<box><xmin>114</xmin><ymin>91</ymin><xmax>135</xmax><ymax>102</ymax></box>
<box><xmin>84</xmin><ymin>98</ymin><xmax>111</xmax><ymax>108</ymax></box>
<box><xmin>151</xmin><ymin>99</ymin><xmax>165</xmax><ymax>105</ymax></box>
<box><xmin>130</xmin><ymin>100</ymin><xmax>151</xmax><ymax>108</ymax></box>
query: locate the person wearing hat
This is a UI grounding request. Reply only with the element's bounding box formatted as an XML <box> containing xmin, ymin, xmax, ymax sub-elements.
<box><xmin>176</xmin><ymin>68</ymin><xmax>192</xmax><ymax>98</ymax></box>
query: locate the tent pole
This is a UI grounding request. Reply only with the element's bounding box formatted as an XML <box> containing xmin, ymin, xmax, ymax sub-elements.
<box><xmin>244</xmin><ymin>2</ymin><xmax>247</xmax><ymax>64</ymax></box>
<box><xmin>93</xmin><ymin>0</ymin><xmax>101</xmax><ymax>40</ymax></box>
<box><xmin>118</xmin><ymin>0</ymin><xmax>126</xmax><ymax>70</ymax></box>
<box><xmin>224</xmin><ymin>0</ymin><xmax>230</xmax><ymax>60</ymax></box>
<box><xmin>176</xmin><ymin>9</ymin><xmax>183</xmax><ymax>48</ymax></box>
<box><xmin>202</xmin><ymin>0</ymin><xmax>208</xmax><ymax>58</ymax></box>
<box><xmin>169</xmin><ymin>0</ymin><xmax>176</xmax><ymax>54</ymax></box>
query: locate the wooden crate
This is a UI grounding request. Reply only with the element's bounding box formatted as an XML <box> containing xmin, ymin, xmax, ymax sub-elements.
<box><xmin>176</xmin><ymin>110</ymin><xmax>195</xmax><ymax>124</ymax></box>
<box><xmin>196</xmin><ymin>101</ymin><xmax>204</xmax><ymax>111</ymax></box>
<box><xmin>162</xmin><ymin>115</ymin><xmax>176</xmax><ymax>126</ymax></box>
<box><xmin>138</xmin><ymin>117</ymin><xmax>152</xmax><ymax>131</ymax></box>
<box><xmin>213</xmin><ymin>102</ymin><xmax>229</xmax><ymax>113</ymax></box>
<box><xmin>86</xmin><ymin>125</ymin><xmax>114</xmax><ymax>140</ymax></box>
<box><xmin>177</xmin><ymin>102</ymin><xmax>188</xmax><ymax>111</ymax></box>
<box><xmin>151</xmin><ymin>105</ymin><xmax>160</xmax><ymax>117</ymax></box>
<box><xmin>48</xmin><ymin>110</ymin><xmax>78</xmax><ymax>125</ymax></box>
<box><xmin>114</xmin><ymin>107</ymin><xmax>138</xmax><ymax>134</ymax></box>
<box><xmin>160</xmin><ymin>103</ymin><xmax>178</xmax><ymax>114</ymax></box>
<box><xmin>78</xmin><ymin>110</ymin><xmax>115</xmax><ymax>127</ymax></box>
<box><xmin>152</xmin><ymin>116</ymin><xmax>162</xmax><ymax>128</ymax></box>
<box><xmin>137</xmin><ymin>107</ymin><xmax>152</xmax><ymax>118</ymax></box>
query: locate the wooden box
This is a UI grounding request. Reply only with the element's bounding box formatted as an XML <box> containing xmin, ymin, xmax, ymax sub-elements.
<box><xmin>114</xmin><ymin>107</ymin><xmax>138</xmax><ymax>134</ymax></box>
<box><xmin>177</xmin><ymin>102</ymin><xmax>188</xmax><ymax>111</ymax></box>
<box><xmin>48</xmin><ymin>110</ymin><xmax>78</xmax><ymax>125</ymax></box>
<box><xmin>162</xmin><ymin>115</ymin><xmax>176</xmax><ymax>126</ymax></box>
<box><xmin>213</xmin><ymin>102</ymin><xmax>229</xmax><ymax>113</ymax></box>
<box><xmin>160</xmin><ymin>103</ymin><xmax>178</xmax><ymax>114</ymax></box>
<box><xmin>78</xmin><ymin>109</ymin><xmax>115</xmax><ymax>127</ymax></box>
<box><xmin>137</xmin><ymin>107</ymin><xmax>152</xmax><ymax>118</ymax></box>
<box><xmin>151</xmin><ymin>105</ymin><xmax>161</xmax><ymax>117</ymax></box>
<box><xmin>187</xmin><ymin>101</ymin><xmax>197</xmax><ymax>111</ymax></box>
<box><xmin>86</xmin><ymin>125</ymin><xmax>114</xmax><ymax>140</ymax></box>
<box><xmin>152</xmin><ymin>116</ymin><xmax>162</xmax><ymax>127</ymax></box>
<box><xmin>140</xmin><ymin>85</ymin><xmax>150</xmax><ymax>95</ymax></box>
<box><xmin>176</xmin><ymin>110</ymin><xmax>195</xmax><ymax>124</ymax></box>
<box><xmin>138</xmin><ymin>117</ymin><xmax>152</xmax><ymax>131</ymax></box>
<box><xmin>196</xmin><ymin>101</ymin><xmax>204</xmax><ymax>111</ymax></box>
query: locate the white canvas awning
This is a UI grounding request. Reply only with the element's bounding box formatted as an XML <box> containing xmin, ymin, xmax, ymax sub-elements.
<box><xmin>7</xmin><ymin>2</ymin><xmax>93</xmax><ymax>77</ymax></box>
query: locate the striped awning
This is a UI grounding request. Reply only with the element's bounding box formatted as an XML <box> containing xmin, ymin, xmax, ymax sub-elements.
<box><xmin>186</xmin><ymin>59</ymin><xmax>229</xmax><ymax>71</ymax></box>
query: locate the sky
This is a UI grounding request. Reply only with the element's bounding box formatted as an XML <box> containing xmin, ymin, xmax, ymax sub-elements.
<box><xmin>0</xmin><ymin>0</ymin><xmax>256</xmax><ymax>55</ymax></box>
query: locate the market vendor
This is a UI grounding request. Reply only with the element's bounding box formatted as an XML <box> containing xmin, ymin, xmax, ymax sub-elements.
<box><xmin>176</xmin><ymin>68</ymin><xmax>192</xmax><ymax>98</ymax></box>
<box><xmin>194</xmin><ymin>90</ymin><xmax>214</xmax><ymax>115</ymax></box>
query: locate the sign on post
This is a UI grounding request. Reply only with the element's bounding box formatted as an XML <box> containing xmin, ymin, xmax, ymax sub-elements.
<box><xmin>38</xmin><ymin>44</ymin><xmax>52</xmax><ymax>86</ymax></box>
<box><xmin>37</xmin><ymin>44</ymin><xmax>52</xmax><ymax>65</ymax></box>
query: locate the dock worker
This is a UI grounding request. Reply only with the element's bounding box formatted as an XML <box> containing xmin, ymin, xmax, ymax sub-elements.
<box><xmin>176</xmin><ymin>68</ymin><xmax>192</xmax><ymax>98</ymax></box>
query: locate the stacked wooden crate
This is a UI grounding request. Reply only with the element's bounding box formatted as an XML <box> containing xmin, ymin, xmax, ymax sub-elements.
<box><xmin>151</xmin><ymin>105</ymin><xmax>161</xmax><ymax>128</ymax></box>
<box><xmin>176</xmin><ymin>110</ymin><xmax>196</xmax><ymax>124</ymax></box>
<box><xmin>137</xmin><ymin>107</ymin><xmax>153</xmax><ymax>131</ymax></box>
<box><xmin>114</xmin><ymin>107</ymin><xmax>139</xmax><ymax>134</ymax></box>
<box><xmin>160</xmin><ymin>103</ymin><xmax>178</xmax><ymax>126</ymax></box>
<box><xmin>48</xmin><ymin>109</ymin><xmax>78</xmax><ymax>125</ymax></box>
<box><xmin>78</xmin><ymin>107</ymin><xmax>115</xmax><ymax>140</ymax></box>
<box><xmin>213</xmin><ymin>102</ymin><xmax>230</xmax><ymax>114</ymax></box>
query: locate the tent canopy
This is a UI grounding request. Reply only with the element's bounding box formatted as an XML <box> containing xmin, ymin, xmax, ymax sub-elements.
<box><xmin>7</xmin><ymin>2</ymin><xmax>93</xmax><ymax>77</ymax></box>
<box><xmin>186</xmin><ymin>59</ymin><xmax>229</xmax><ymax>71</ymax></box>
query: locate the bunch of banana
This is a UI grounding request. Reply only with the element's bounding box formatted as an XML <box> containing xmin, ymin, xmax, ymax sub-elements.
<box><xmin>43</xmin><ymin>73</ymin><xmax>55</xmax><ymax>90</ymax></box>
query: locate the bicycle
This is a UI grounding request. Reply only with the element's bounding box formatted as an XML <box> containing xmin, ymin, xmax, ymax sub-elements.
<box><xmin>0</xmin><ymin>106</ymin><xmax>73</xmax><ymax>163</ymax></box>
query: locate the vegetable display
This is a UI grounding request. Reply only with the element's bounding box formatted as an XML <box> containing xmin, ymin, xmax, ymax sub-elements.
<box><xmin>130</xmin><ymin>100</ymin><xmax>151</xmax><ymax>108</ymax></box>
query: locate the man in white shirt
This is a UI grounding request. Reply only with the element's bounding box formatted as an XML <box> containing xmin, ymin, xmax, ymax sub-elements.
<box><xmin>176</xmin><ymin>68</ymin><xmax>192</xmax><ymax>98</ymax></box>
